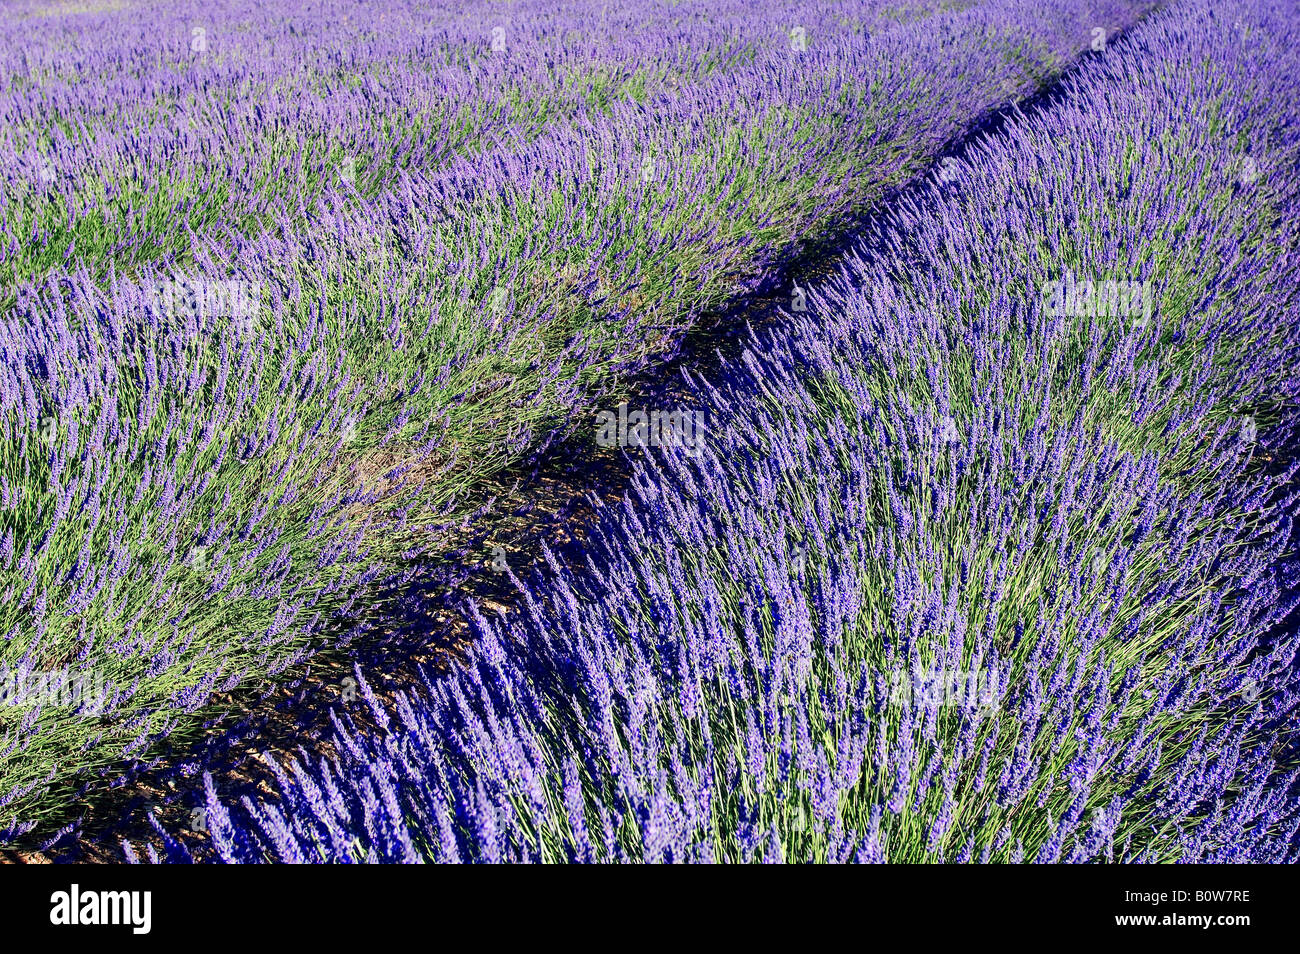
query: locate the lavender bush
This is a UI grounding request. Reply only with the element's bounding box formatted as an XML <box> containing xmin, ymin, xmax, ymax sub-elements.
<box><xmin>140</xmin><ymin>0</ymin><xmax>1300</xmax><ymax>863</ymax></box>
<box><xmin>0</xmin><ymin>0</ymin><xmax>1153</xmax><ymax>839</ymax></box>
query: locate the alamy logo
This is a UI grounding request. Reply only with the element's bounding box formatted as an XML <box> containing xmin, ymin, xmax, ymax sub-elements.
<box><xmin>1041</xmin><ymin>271</ymin><xmax>1153</xmax><ymax>326</ymax></box>
<box><xmin>595</xmin><ymin>402</ymin><xmax>706</xmax><ymax>456</ymax></box>
<box><xmin>1</xmin><ymin>667</ymin><xmax>108</xmax><ymax>716</ymax></box>
<box><xmin>889</xmin><ymin>668</ymin><xmax>1000</xmax><ymax>710</ymax></box>
<box><xmin>148</xmin><ymin>276</ymin><xmax>262</xmax><ymax>335</ymax></box>
<box><xmin>50</xmin><ymin>884</ymin><xmax>151</xmax><ymax>934</ymax></box>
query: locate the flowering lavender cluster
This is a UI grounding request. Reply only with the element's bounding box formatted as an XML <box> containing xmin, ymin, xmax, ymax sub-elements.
<box><xmin>132</xmin><ymin>0</ymin><xmax>1300</xmax><ymax>864</ymax></box>
<box><xmin>1</xmin><ymin>0</ymin><xmax>1153</xmax><ymax>840</ymax></box>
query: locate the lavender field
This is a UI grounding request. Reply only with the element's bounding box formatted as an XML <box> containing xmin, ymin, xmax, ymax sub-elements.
<box><xmin>0</xmin><ymin>0</ymin><xmax>1296</xmax><ymax>872</ymax></box>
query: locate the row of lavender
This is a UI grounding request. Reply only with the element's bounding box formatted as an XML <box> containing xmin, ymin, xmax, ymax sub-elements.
<box><xmin>0</xmin><ymin>0</ymin><xmax>1154</xmax><ymax>839</ymax></box>
<box><xmin>142</xmin><ymin>0</ymin><xmax>1300</xmax><ymax>862</ymax></box>
<box><xmin>0</xmin><ymin>0</ymin><xmax>844</xmax><ymax>287</ymax></box>
<box><xmin>1</xmin><ymin>0</ymin><xmax>1087</xmax><ymax>290</ymax></box>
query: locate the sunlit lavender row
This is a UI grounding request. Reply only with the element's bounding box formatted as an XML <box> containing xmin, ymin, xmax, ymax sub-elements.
<box><xmin>133</xmin><ymin>0</ymin><xmax>1300</xmax><ymax>862</ymax></box>
<box><xmin>2</xmin><ymin>0</ymin><xmax>1135</xmax><ymax>291</ymax></box>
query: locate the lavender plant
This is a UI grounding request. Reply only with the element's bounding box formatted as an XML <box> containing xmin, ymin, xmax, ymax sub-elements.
<box><xmin>145</xmin><ymin>0</ymin><xmax>1300</xmax><ymax>863</ymax></box>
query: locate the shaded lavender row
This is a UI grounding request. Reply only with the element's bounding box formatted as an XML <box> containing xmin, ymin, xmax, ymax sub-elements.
<box><xmin>139</xmin><ymin>0</ymin><xmax>1300</xmax><ymax>863</ymax></box>
<box><xmin>0</xmin><ymin>0</ymin><xmax>1154</xmax><ymax>839</ymax></box>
